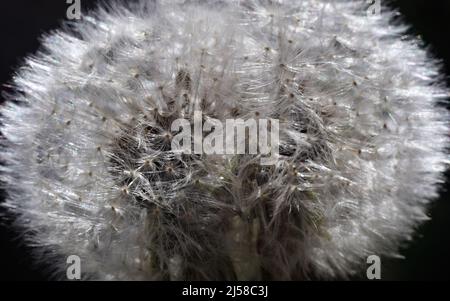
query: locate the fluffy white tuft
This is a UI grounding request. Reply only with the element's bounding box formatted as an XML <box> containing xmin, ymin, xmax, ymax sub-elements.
<box><xmin>1</xmin><ymin>0</ymin><xmax>449</xmax><ymax>280</ymax></box>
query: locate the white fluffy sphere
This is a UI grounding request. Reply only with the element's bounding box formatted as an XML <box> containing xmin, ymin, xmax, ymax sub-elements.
<box><xmin>1</xmin><ymin>0</ymin><xmax>449</xmax><ymax>280</ymax></box>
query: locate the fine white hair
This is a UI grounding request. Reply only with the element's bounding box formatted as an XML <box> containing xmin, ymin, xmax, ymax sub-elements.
<box><xmin>1</xmin><ymin>0</ymin><xmax>449</xmax><ymax>280</ymax></box>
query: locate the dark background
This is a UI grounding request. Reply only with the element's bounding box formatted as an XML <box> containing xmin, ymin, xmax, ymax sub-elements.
<box><xmin>0</xmin><ymin>0</ymin><xmax>449</xmax><ymax>281</ymax></box>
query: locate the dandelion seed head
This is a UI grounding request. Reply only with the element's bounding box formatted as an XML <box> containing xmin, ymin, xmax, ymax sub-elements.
<box><xmin>1</xmin><ymin>0</ymin><xmax>449</xmax><ymax>280</ymax></box>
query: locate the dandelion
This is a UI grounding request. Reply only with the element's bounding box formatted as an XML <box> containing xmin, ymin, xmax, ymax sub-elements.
<box><xmin>1</xmin><ymin>0</ymin><xmax>448</xmax><ymax>280</ymax></box>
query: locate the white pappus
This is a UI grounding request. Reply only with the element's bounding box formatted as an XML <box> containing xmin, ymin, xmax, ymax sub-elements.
<box><xmin>0</xmin><ymin>0</ymin><xmax>449</xmax><ymax>280</ymax></box>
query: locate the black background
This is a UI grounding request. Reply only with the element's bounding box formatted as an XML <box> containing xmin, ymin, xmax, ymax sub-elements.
<box><xmin>0</xmin><ymin>0</ymin><xmax>449</xmax><ymax>281</ymax></box>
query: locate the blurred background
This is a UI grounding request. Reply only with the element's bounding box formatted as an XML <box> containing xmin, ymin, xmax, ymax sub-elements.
<box><xmin>0</xmin><ymin>0</ymin><xmax>449</xmax><ymax>281</ymax></box>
